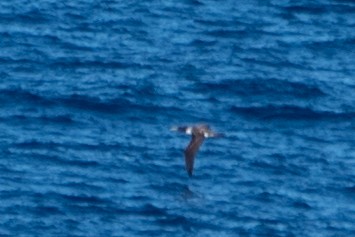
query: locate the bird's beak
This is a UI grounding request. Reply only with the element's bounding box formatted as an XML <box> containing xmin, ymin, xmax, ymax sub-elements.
<box><xmin>170</xmin><ymin>126</ymin><xmax>178</xmax><ymax>131</ymax></box>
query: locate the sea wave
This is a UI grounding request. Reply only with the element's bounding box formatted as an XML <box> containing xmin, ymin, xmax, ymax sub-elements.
<box><xmin>230</xmin><ymin>104</ymin><xmax>354</xmax><ymax>120</ymax></box>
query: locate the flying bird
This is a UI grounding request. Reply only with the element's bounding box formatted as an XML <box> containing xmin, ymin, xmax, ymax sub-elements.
<box><xmin>171</xmin><ymin>124</ymin><xmax>223</xmax><ymax>177</ymax></box>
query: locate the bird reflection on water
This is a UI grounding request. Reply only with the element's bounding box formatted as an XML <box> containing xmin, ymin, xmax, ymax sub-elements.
<box><xmin>181</xmin><ymin>185</ymin><xmax>196</xmax><ymax>200</ymax></box>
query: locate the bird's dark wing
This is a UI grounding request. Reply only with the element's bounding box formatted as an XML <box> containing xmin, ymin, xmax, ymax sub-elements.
<box><xmin>184</xmin><ymin>134</ymin><xmax>205</xmax><ymax>177</ymax></box>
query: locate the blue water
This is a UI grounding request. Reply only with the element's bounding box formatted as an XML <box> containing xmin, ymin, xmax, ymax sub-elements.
<box><xmin>1</xmin><ymin>0</ymin><xmax>354</xmax><ymax>236</ymax></box>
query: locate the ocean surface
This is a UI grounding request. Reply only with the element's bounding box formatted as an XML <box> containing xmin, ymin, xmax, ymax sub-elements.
<box><xmin>0</xmin><ymin>0</ymin><xmax>354</xmax><ymax>236</ymax></box>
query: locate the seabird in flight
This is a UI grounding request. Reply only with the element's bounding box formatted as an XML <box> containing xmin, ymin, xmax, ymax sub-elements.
<box><xmin>171</xmin><ymin>124</ymin><xmax>223</xmax><ymax>177</ymax></box>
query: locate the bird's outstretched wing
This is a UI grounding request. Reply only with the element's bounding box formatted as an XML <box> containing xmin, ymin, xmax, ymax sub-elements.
<box><xmin>184</xmin><ymin>134</ymin><xmax>205</xmax><ymax>177</ymax></box>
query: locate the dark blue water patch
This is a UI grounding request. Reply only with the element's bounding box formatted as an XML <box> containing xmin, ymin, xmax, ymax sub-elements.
<box><xmin>254</xmin><ymin>191</ymin><xmax>281</xmax><ymax>203</ymax></box>
<box><xmin>282</xmin><ymin>4</ymin><xmax>330</xmax><ymax>15</ymax></box>
<box><xmin>251</xmin><ymin>224</ymin><xmax>291</xmax><ymax>237</ymax></box>
<box><xmin>0</xmin><ymin>34</ymin><xmax>54</xmax><ymax>59</ymax></box>
<box><xmin>250</xmin><ymin>157</ymin><xmax>309</xmax><ymax>177</ymax></box>
<box><xmin>148</xmin><ymin>182</ymin><xmax>193</xmax><ymax>196</ymax></box>
<box><xmin>0</xmin><ymin>87</ymin><xmax>146</xmax><ymax>115</ymax></box>
<box><xmin>0</xmin><ymin>114</ymin><xmax>75</xmax><ymax>125</ymax></box>
<box><xmin>48</xmin><ymin>59</ymin><xmax>143</xmax><ymax>70</ymax></box>
<box><xmin>196</xmin><ymin>78</ymin><xmax>326</xmax><ymax>98</ymax></box>
<box><xmin>179</xmin><ymin>63</ymin><xmax>208</xmax><ymax>81</ymax></box>
<box><xmin>0</xmin><ymin>232</ymin><xmax>11</xmax><ymax>237</ymax></box>
<box><xmin>190</xmin><ymin>38</ymin><xmax>218</xmax><ymax>48</ymax></box>
<box><xmin>58</xmin><ymin>93</ymin><xmax>134</xmax><ymax>114</ymax></box>
<box><xmin>194</xmin><ymin>17</ymin><xmax>245</xmax><ymax>28</ymax></box>
<box><xmin>58</xmin><ymin>181</ymin><xmax>106</xmax><ymax>193</ymax></box>
<box><xmin>306</xmin><ymin>37</ymin><xmax>355</xmax><ymax>50</ymax></box>
<box><xmin>44</xmin><ymin>35</ymin><xmax>96</xmax><ymax>52</ymax></box>
<box><xmin>180</xmin><ymin>0</ymin><xmax>204</xmax><ymax>6</ymax></box>
<box><xmin>342</xmin><ymin>185</ymin><xmax>355</xmax><ymax>195</ymax></box>
<box><xmin>297</xmin><ymin>132</ymin><xmax>341</xmax><ymax>144</ymax></box>
<box><xmin>155</xmin><ymin>214</ymin><xmax>200</xmax><ymax>230</ymax></box>
<box><xmin>230</xmin><ymin>104</ymin><xmax>354</xmax><ymax>121</ymax></box>
<box><xmin>4</xmin><ymin>191</ymin><xmax>123</xmax><ymax>218</ymax></box>
<box><xmin>133</xmin><ymin>229</ymin><xmax>178</xmax><ymax>237</ymax></box>
<box><xmin>0</xmin><ymin>88</ymin><xmax>50</xmax><ymax>105</ymax></box>
<box><xmin>1</xmin><ymin>221</ymin><xmax>52</xmax><ymax>237</ymax></box>
<box><xmin>204</xmin><ymin>29</ymin><xmax>250</xmax><ymax>39</ymax></box>
<box><xmin>56</xmin><ymin>193</ymin><xmax>112</xmax><ymax>206</ymax></box>
<box><xmin>138</xmin><ymin>203</ymin><xmax>167</xmax><ymax>216</ymax></box>
<box><xmin>0</xmin><ymin>7</ymin><xmax>54</xmax><ymax>25</ymax></box>
<box><xmin>335</xmin><ymin>0</ymin><xmax>355</xmax><ymax>7</ymax></box>
<box><xmin>20</xmin><ymin>204</ymin><xmax>64</xmax><ymax>217</ymax></box>
<box><xmin>292</xmin><ymin>200</ymin><xmax>312</xmax><ymax>210</ymax></box>
<box><xmin>6</xmin><ymin>149</ymin><xmax>100</xmax><ymax>168</ymax></box>
<box><xmin>11</xmin><ymin>140</ymin><xmax>64</xmax><ymax>150</ymax></box>
<box><xmin>281</xmin><ymin>2</ymin><xmax>355</xmax><ymax>14</ymax></box>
